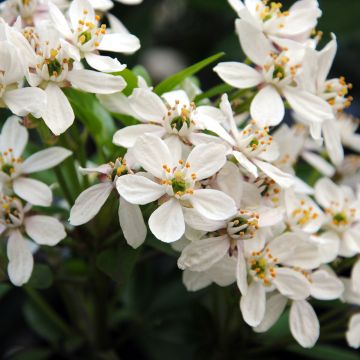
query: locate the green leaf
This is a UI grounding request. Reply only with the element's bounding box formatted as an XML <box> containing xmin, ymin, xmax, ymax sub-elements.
<box><xmin>146</xmin><ymin>236</ymin><xmax>178</xmax><ymax>257</ymax></box>
<box><xmin>111</xmin><ymin>68</ymin><xmax>138</xmax><ymax>96</ymax></box>
<box><xmin>10</xmin><ymin>348</ymin><xmax>52</xmax><ymax>360</ymax></box>
<box><xmin>194</xmin><ymin>83</ymin><xmax>233</xmax><ymax>103</ymax></box>
<box><xmin>154</xmin><ymin>52</ymin><xmax>225</xmax><ymax>95</ymax></box>
<box><xmin>27</xmin><ymin>264</ymin><xmax>53</xmax><ymax>289</ymax></box>
<box><xmin>132</xmin><ymin>65</ymin><xmax>152</xmax><ymax>86</ymax></box>
<box><xmin>96</xmin><ymin>242</ymin><xmax>140</xmax><ymax>284</ymax></box>
<box><xmin>287</xmin><ymin>344</ymin><xmax>359</xmax><ymax>360</ymax></box>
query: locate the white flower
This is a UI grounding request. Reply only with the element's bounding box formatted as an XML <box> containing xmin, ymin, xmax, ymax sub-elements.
<box><xmin>228</xmin><ymin>0</ymin><xmax>321</xmax><ymax>44</ymax></box>
<box><xmin>315</xmin><ymin>177</ymin><xmax>360</xmax><ymax>257</ymax></box>
<box><xmin>69</xmin><ymin>158</ymin><xmax>147</xmax><ymax>249</ymax></box>
<box><xmin>21</xmin><ymin>26</ymin><xmax>126</xmax><ymax>135</ymax></box>
<box><xmin>48</xmin><ymin>0</ymin><xmax>140</xmax><ymax>72</ymax></box>
<box><xmin>0</xmin><ymin>116</ymin><xmax>72</xmax><ymax>206</ymax></box>
<box><xmin>214</xmin><ymin>20</ymin><xmax>333</xmax><ymax>127</ymax></box>
<box><xmin>116</xmin><ymin>134</ymin><xmax>237</xmax><ymax>243</ymax></box>
<box><xmin>236</xmin><ymin>231</ymin><xmax>320</xmax><ymax>327</ymax></box>
<box><xmin>112</xmin><ymin>88</ymin><xmax>230</xmax><ymax>158</ymax></box>
<box><xmin>0</xmin><ymin>40</ymin><xmax>45</xmax><ymax>118</ymax></box>
<box><xmin>215</xmin><ymin>94</ymin><xmax>294</xmax><ymax>188</ymax></box>
<box><xmin>0</xmin><ymin>195</ymin><xmax>66</xmax><ymax>286</ymax></box>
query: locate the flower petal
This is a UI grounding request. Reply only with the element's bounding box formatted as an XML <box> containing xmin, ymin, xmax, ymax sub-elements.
<box><xmin>118</xmin><ymin>197</ymin><xmax>147</xmax><ymax>249</ymax></box>
<box><xmin>0</xmin><ymin>116</ymin><xmax>28</xmax><ymax>157</ymax></box>
<box><xmin>25</xmin><ymin>215</ymin><xmax>66</xmax><ymax>246</ymax></box>
<box><xmin>253</xmin><ymin>159</ymin><xmax>294</xmax><ymax>188</ymax></box>
<box><xmin>98</xmin><ymin>33</ymin><xmax>140</xmax><ymax>54</ymax></box>
<box><xmin>69</xmin><ymin>182</ymin><xmax>113</xmax><ymax>225</ymax></box>
<box><xmin>310</xmin><ymin>268</ymin><xmax>344</xmax><ymax>300</ymax></box>
<box><xmin>13</xmin><ymin>177</ymin><xmax>52</xmax><ymax>207</ymax></box>
<box><xmin>116</xmin><ymin>174</ymin><xmax>165</xmax><ymax>205</ymax></box>
<box><xmin>149</xmin><ymin>198</ymin><xmax>185</xmax><ymax>242</ymax></box>
<box><xmin>85</xmin><ymin>53</ymin><xmax>126</xmax><ymax>73</ymax></box>
<box><xmin>346</xmin><ymin>314</ymin><xmax>360</xmax><ymax>349</ymax></box>
<box><xmin>7</xmin><ymin>230</ymin><xmax>33</xmax><ymax>286</ymax></box>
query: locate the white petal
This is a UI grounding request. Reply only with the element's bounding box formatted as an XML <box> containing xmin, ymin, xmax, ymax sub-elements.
<box><xmin>183</xmin><ymin>208</ymin><xmax>225</xmax><ymax>232</ymax></box>
<box><xmin>346</xmin><ymin>314</ymin><xmax>360</xmax><ymax>349</ymax></box>
<box><xmin>253</xmin><ymin>159</ymin><xmax>294</xmax><ymax>188</ymax></box>
<box><xmin>116</xmin><ymin>174</ymin><xmax>165</xmax><ymax>205</ymax></box>
<box><xmin>250</xmin><ymin>85</ymin><xmax>285</xmax><ymax>127</ymax></box>
<box><xmin>236</xmin><ymin>247</ymin><xmax>248</xmax><ymax>295</ymax></box>
<box><xmin>283</xmin><ymin>86</ymin><xmax>333</xmax><ymax>124</ymax></box>
<box><xmin>3</xmin><ymin>87</ymin><xmax>46</xmax><ymax>118</ymax></box>
<box><xmin>98</xmin><ymin>33</ymin><xmax>140</xmax><ymax>54</ymax></box>
<box><xmin>67</xmin><ymin>69</ymin><xmax>126</xmax><ymax>94</ymax></box>
<box><xmin>118</xmin><ymin>197</ymin><xmax>147</xmax><ymax>249</ymax></box>
<box><xmin>191</xmin><ymin>189</ymin><xmax>237</xmax><ymax>221</ymax></box>
<box><xmin>20</xmin><ymin>147</ymin><xmax>72</xmax><ymax>174</ymax></box>
<box><xmin>163</xmin><ymin>135</ymin><xmax>183</xmax><ymax>161</ymax></box>
<box><xmin>301</xmin><ymin>151</ymin><xmax>335</xmax><ymax>177</ymax></box>
<box><xmin>240</xmin><ymin>281</ymin><xmax>266</xmax><ymax>327</ymax></box>
<box><xmin>310</xmin><ymin>269</ymin><xmax>344</xmax><ymax>300</ymax></box>
<box><xmin>322</xmin><ymin>119</ymin><xmax>344</xmax><ymax>166</ymax></box>
<box><xmin>69</xmin><ymin>182</ymin><xmax>113</xmax><ymax>225</ymax></box>
<box><xmin>129</xmin><ymin>88</ymin><xmax>167</xmax><ymax>123</ymax></box>
<box><xmin>0</xmin><ymin>116</ymin><xmax>28</xmax><ymax>157</ymax></box>
<box><xmin>216</xmin><ymin>161</ymin><xmax>243</xmax><ymax>208</ymax></box>
<box><xmin>310</xmin><ymin>231</ymin><xmax>340</xmax><ymax>264</ymax></box>
<box><xmin>235</xmin><ymin>19</ymin><xmax>273</xmax><ymax>66</ymax></box>
<box><xmin>213</xmin><ymin>62</ymin><xmax>262</xmax><ymax>88</ymax></box>
<box><xmin>133</xmin><ymin>134</ymin><xmax>173</xmax><ymax>178</ymax></box>
<box><xmin>233</xmin><ymin>151</ymin><xmax>258</xmax><ymax>178</ymax></box>
<box><xmin>69</xmin><ymin>0</ymin><xmax>95</xmax><ymax>30</ymax></box>
<box><xmin>7</xmin><ymin>230</ymin><xmax>33</xmax><ymax>286</ymax></box>
<box><xmin>48</xmin><ymin>1</ymin><xmax>72</xmax><ymax>38</ymax></box>
<box><xmin>254</xmin><ymin>293</ymin><xmax>288</xmax><ymax>333</ymax></box>
<box><xmin>314</xmin><ymin>177</ymin><xmax>344</xmax><ymax>209</ymax></box>
<box><xmin>351</xmin><ymin>258</ymin><xmax>360</xmax><ymax>294</ymax></box>
<box><xmin>25</xmin><ymin>215</ymin><xmax>66</xmax><ymax>246</ymax></box>
<box><xmin>85</xmin><ymin>53</ymin><xmax>126</xmax><ymax>73</ymax></box>
<box><xmin>177</xmin><ymin>235</ymin><xmax>229</xmax><ymax>272</ymax></box>
<box><xmin>290</xmin><ymin>300</ymin><xmax>319</xmax><ymax>348</ymax></box>
<box><xmin>182</xmin><ymin>269</ymin><xmax>212</xmax><ymax>292</ymax></box>
<box><xmin>13</xmin><ymin>177</ymin><xmax>52</xmax><ymax>207</ymax></box>
<box><xmin>112</xmin><ymin>124</ymin><xmax>165</xmax><ymax>148</ymax></box>
<box><xmin>186</xmin><ymin>143</ymin><xmax>226</xmax><ymax>181</ymax></box>
<box><xmin>149</xmin><ymin>198</ymin><xmax>185</xmax><ymax>243</ymax></box>
<box><xmin>42</xmin><ymin>83</ymin><xmax>74</xmax><ymax>136</ymax></box>
<box><xmin>273</xmin><ymin>267</ymin><xmax>311</xmax><ymax>300</ymax></box>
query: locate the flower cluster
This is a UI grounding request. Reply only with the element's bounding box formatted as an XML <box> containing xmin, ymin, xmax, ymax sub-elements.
<box><xmin>0</xmin><ymin>0</ymin><xmax>359</xmax><ymax>351</ymax></box>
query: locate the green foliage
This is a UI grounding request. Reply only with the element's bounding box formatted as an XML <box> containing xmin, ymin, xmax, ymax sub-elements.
<box><xmin>27</xmin><ymin>264</ymin><xmax>53</xmax><ymax>290</ymax></box>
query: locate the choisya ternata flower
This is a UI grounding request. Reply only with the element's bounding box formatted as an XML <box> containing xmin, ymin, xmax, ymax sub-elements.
<box><xmin>0</xmin><ymin>116</ymin><xmax>71</xmax><ymax>206</ymax></box>
<box><xmin>48</xmin><ymin>0</ymin><xmax>140</xmax><ymax>72</ymax></box>
<box><xmin>116</xmin><ymin>134</ymin><xmax>237</xmax><ymax>243</ymax></box>
<box><xmin>0</xmin><ymin>195</ymin><xmax>66</xmax><ymax>286</ymax></box>
<box><xmin>69</xmin><ymin>157</ymin><xmax>147</xmax><ymax>249</ymax></box>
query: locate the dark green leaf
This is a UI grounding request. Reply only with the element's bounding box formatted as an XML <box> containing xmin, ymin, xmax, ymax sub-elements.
<box><xmin>10</xmin><ymin>348</ymin><xmax>52</xmax><ymax>360</ymax></box>
<box><xmin>154</xmin><ymin>52</ymin><xmax>225</xmax><ymax>95</ymax></box>
<box><xmin>287</xmin><ymin>344</ymin><xmax>359</xmax><ymax>360</ymax></box>
<box><xmin>28</xmin><ymin>264</ymin><xmax>53</xmax><ymax>289</ymax></box>
<box><xmin>111</xmin><ymin>68</ymin><xmax>138</xmax><ymax>96</ymax></box>
<box><xmin>132</xmin><ymin>65</ymin><xmax>152</xmax><ymax>86</ymax></box>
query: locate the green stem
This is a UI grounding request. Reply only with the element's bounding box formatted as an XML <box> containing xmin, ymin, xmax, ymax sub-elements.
<box><xmin>54</xmin><ymin>167</ymin><xmax>74</xmax><ymax>205</ymax></box>
<box><xmin>24</xmin><ymin>286</ymin><xmax>73</xmax><ymax>337</ymax></box>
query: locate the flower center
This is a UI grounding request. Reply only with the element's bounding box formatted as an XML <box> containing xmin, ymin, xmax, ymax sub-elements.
<box><xmin>164</xmin><ymin>100</ymin><xmax>196</xmax><ymax>135</ymax></box>
<box><xmin>227</xmin><ymin>210</ymin><xmax>259</xmax><ymax>240</ymax></box>
<box><xmin>322</xmin><ymin>77</ymin><xmax>353</xmax><ymax>112</ymax></box>
<box><xmin>0</xmin><ymin>196</ymin><xmax>23</xmax><ymax>228</ymax></box>
<box><xmin>0</xmin><ymin>148</ymin><xmax>22</xmax><ymax>176</ymax></box>
<box><xmin>291</xmin><ymin>200</ymin><xmax>319</xmax><ymax>227</ymax></box>
<box><xmin>332</xmin><ymin>212</ymin><xmax>348</xmax><ymax>226</ymax></box>
<box><xmin>249</xmin><ymin>248</ymin><xmax>278</xmax><ymax>286</ymax></box>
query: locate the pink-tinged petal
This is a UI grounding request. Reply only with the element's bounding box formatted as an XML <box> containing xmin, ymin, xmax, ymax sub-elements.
<box><xmin>235</xmin><ymin>19</ymin><xmax>273</xmax><ymax>66</ymax></box>
<box><xmin>177</xmin><ymin>235</ymin><xmax>229</xmax><ymax>272</ymax></box>
<box><xmin>98</xmin><ymin>33</ymin><xmax>140</xmax><ymax>54</ymax></box>
<box><xmin>7</xmin><ymin>230</ymin><xmax>33</xmax><ymax>286</ymax></box>
<box><xmin>190</xmin><ymin>189</ymin><xmax>237</xmax><ymax>221</ymax></box>
<box><xmin>69</xmin><ymin>182</ymin><xmax>113</xmax><ymax>225</ymax></box>
<box><xmin>0</xmin><ymin>116</ymin><xmax>28</xmax><ymax>157</ymax></box>
<box><xmin>133</xmin><ymin>134</ymin><xmax>174</xmax><ymax>178</ymax></box>
<box><xmin>118</xmin><ymin>197</ymin><xmax>147</xmax><ymax>249</ymax></box>
<box><xmin>273</xmin><ymin>267</ymin><xmax>311</xmax><ymax>300</ymax></box>
<box><xmin>290</xmin><ymin>300</ymin><xmax>319</xmax><ymax>348</ymax></box>
<box><xmin>67</xmin><ymin>69</ymin><xmax>126</xmax><ymax>94</ymax></box>
<box><xmin>85</xmin><ymin>53</ymin><xmax>126</xmax><ymax>73</ymax></box>
<box><xmin>240</xmin><ymin>281</ymin><xmax>266</xmax><ymax>327</ymax></box>
<box><xmin>214</xmin><ymin>62</ymin><xmax>262</xmax><ymax>89</ymax></box>
<box><xmin>149</xmin><ymin>198</ymin><xmax>185</xmax><ymax>243</ymax></box>
<box><xmin>42</xmin><ymin>83</ymin><xmax>74</xmax><ymax>135</ymax></box>
<box><xmin>254</xmin><ymin>293</ymin><xmax>288</xmax><ymax>333</ymax></box>
<box><xmin>112</xmin><ymin>124</ymin><xmax>165</xmax><ymax>148</ymax></box>
<box><xmin>13</xmin><ymin>177</ymin><xmax>52</xmax><ymax>207</ymax></box>
<box><xmin>186</xmin><ymin>143</ymin><xmax>227</xmax><ymax>181</ymax></box>
<box><xmin>250</xmin><ymin>85</ymin><xmax>284</xmax><ymax>127</ymax></box>
<box><xmin>25</xmin><ymin>215</ymin><xmax>66</xmax><ymax>246</ymax></box>
<box><xmin>116</xmin><ymin>174</ymin><xmax>165</xmax><ymax>205</ymax></box>
<box><xmin>253</xmin><ymin>159</ymin><xmax>294</xmax><ymax>188</ymax></box>
<box><xmin>20</xmin><ymin>147</ymin><xmax>72</xmax><ymax>174</ymax></box>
